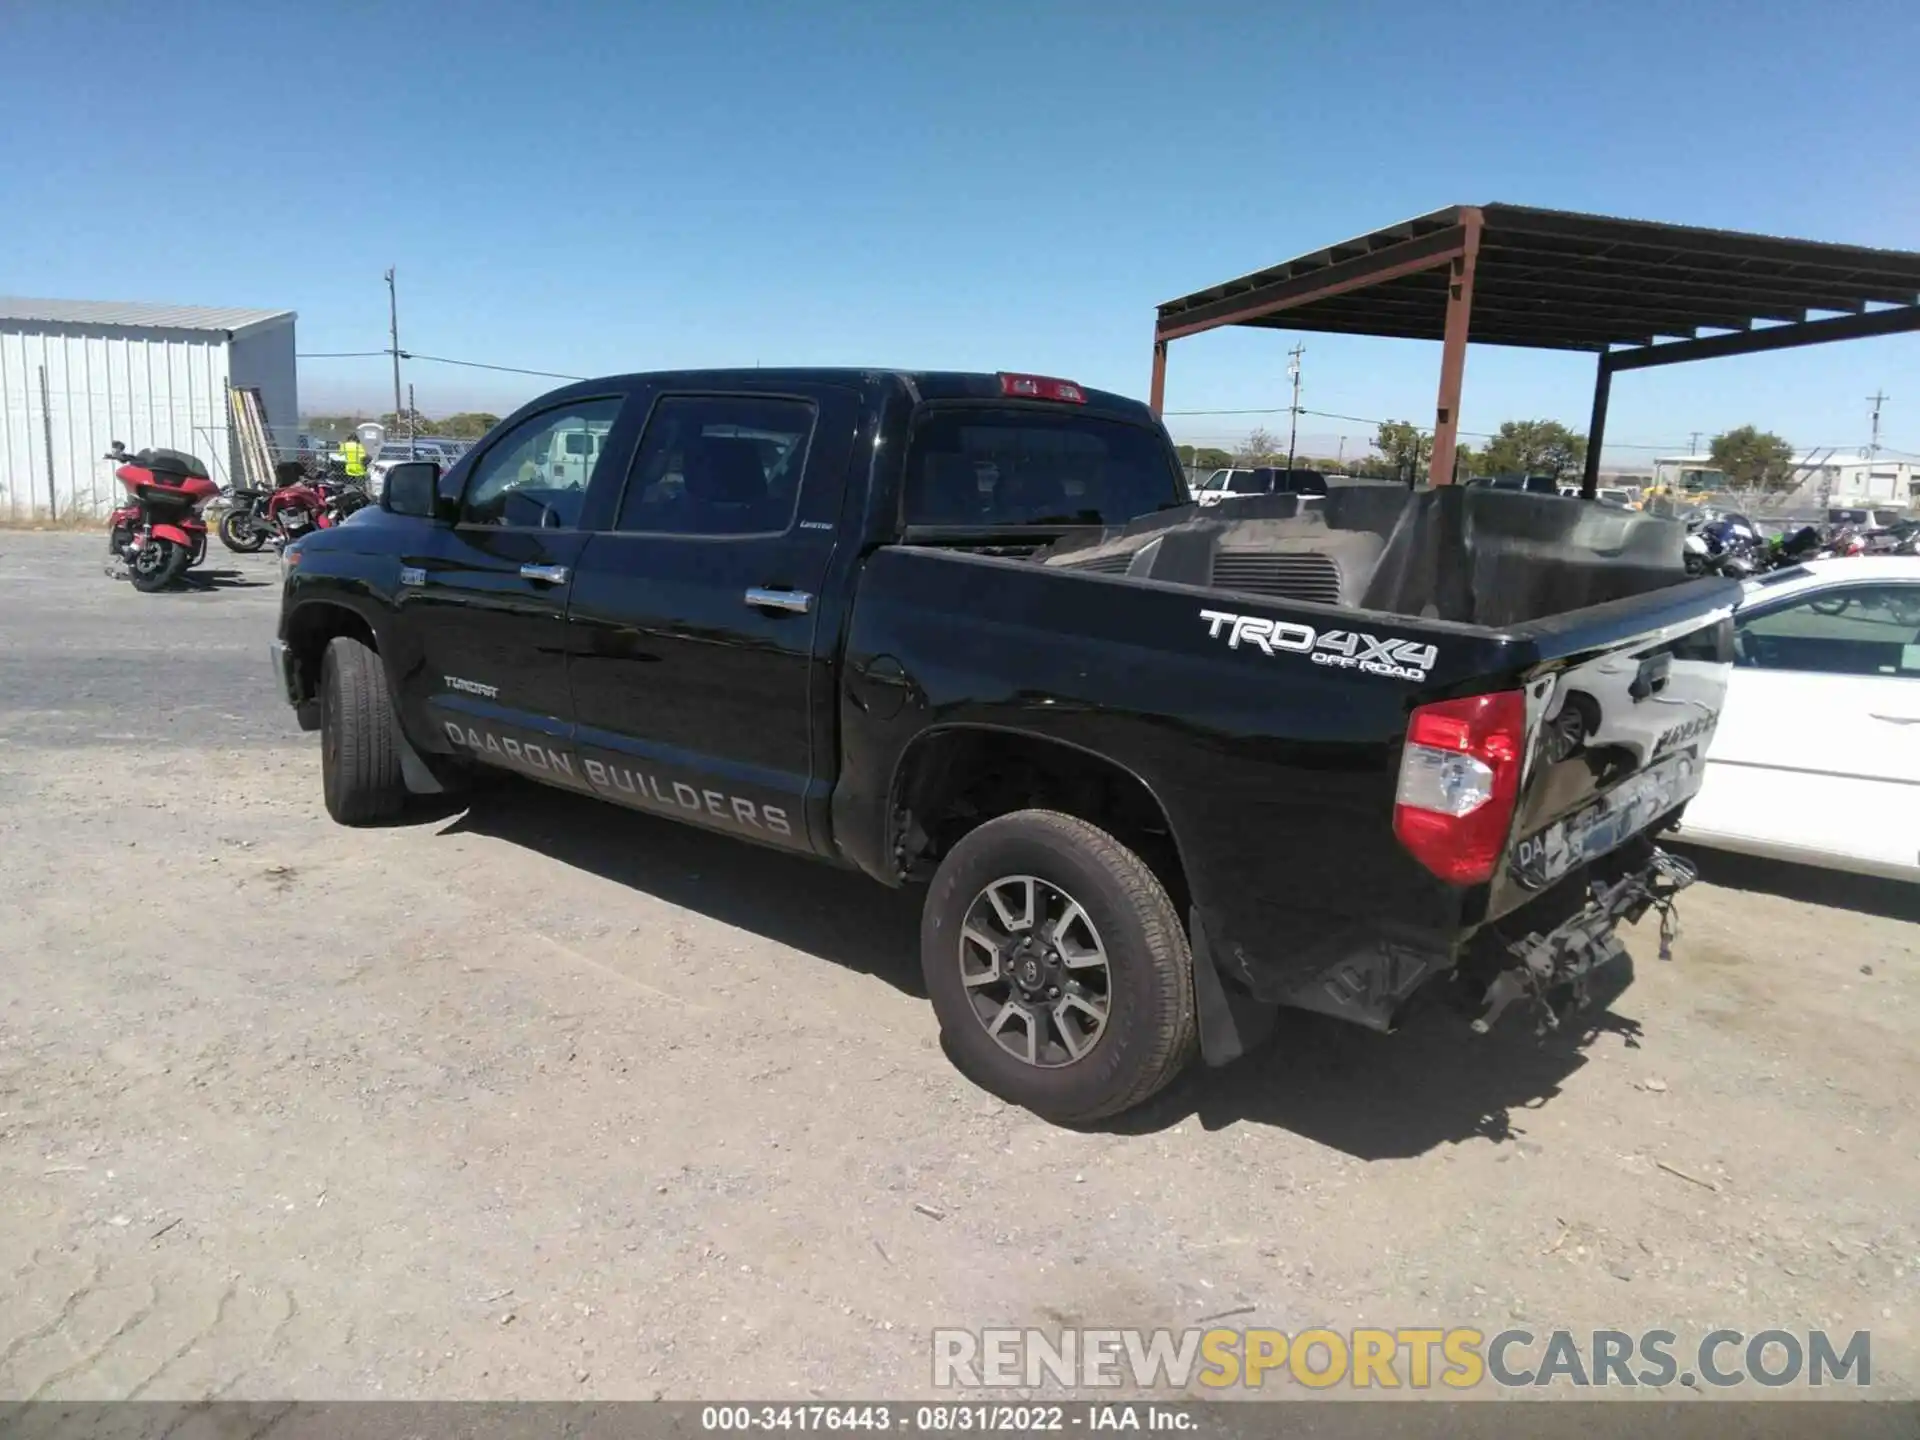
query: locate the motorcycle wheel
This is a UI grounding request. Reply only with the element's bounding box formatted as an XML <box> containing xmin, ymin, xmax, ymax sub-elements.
<box><xmin>128</xmin><ymin>538</ymin><xmax>189</xmax><ymax>593</ymax></box>
<box><xmin>218</xmin><ymin>508</ymin><xmax>267</xmax><ymax>553</ymax></box>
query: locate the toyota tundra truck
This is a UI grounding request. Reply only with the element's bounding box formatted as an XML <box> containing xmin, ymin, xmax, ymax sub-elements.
<box><xmin>270</xmin><ymin>368</ymin><xmax>1736</xmax><ymax>1122</ymax></box>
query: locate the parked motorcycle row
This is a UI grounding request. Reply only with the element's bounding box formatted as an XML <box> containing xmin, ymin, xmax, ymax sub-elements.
<box><xmin>1681</xmin><ymin>505</ymin><xmax>1920</xmax><ymax>580</ymax></box>
<box><xmin>102</xmin><ymin>444</ymin><xmax>371</xmax><ymax>592</ymax></box>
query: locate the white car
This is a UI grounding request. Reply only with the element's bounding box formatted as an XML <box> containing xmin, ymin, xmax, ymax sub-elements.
<box><xmin>1674</xmin><ymin>557</ymin><xmax>1920</xmax><ymax>881</ymax></box>
<box><xmin>1193</xmin><ymin>468</ymin><xmax>1254</xmax><ymax>506</ymax></box>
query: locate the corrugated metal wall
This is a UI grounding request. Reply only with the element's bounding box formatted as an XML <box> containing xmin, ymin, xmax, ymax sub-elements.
<box><xmin>0</xmin><ymin>323</ymin><xmax>232</xmax><ymax>518</ymax></box>
<box><xmin>227</xmin><ymin>319</ymin><xmax>300</xmax><ymax>457</ymax></box>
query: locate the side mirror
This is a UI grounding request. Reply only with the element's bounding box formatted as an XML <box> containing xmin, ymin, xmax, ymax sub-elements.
<box><xmin>382</xmin><ymin>461</ymin><xmax>442</xmax><ymax>518</ymax></box>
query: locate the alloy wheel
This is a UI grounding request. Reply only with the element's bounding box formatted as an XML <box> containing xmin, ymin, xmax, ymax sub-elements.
<box><xmin>957</xmin><ymin>875</ymin><xmax>1111</xmax><ymax>1068</ymax></box>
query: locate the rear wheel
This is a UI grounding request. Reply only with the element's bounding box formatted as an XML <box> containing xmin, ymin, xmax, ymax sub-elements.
<box><xmin>127</xmin><ymin>538</ymin><xmax>188</xmax><ymax>593</ymax></box>
<box><xmin>921</xmin><ymin>810</ymin><xmax>1196</xmax><ymax>1124</ymax></box>
<box><xmin>320</xmin><ymin>636</ymin><xmax>406</xmax><ymax>825</ymax></box>
<box><xmin>218</xmin><ymin>508</ymin><xmax>266</xmax><ymax>552</ymax></box>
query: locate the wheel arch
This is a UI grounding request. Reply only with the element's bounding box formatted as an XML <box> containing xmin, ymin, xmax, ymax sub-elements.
<box><xmin>283</xmin><ymin>598</ymin><xmax>381</xmax><ymax>729</ymax></box>
<box><xmin>886</xmin><ymin>723</ymin><xmax>1192</xmax><ymax>916</ymax></box>
<box><xmin>888</xmin><ymin>723</ymin><xmax>1275</xmax><ymax>1070</ymax></box>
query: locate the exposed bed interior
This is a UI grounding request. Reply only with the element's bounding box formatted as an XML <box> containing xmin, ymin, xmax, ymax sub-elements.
<box><xmin>1040</xmin><ymin>480</ymin><xmax>1692</xmax><ymax>627</ymax></box>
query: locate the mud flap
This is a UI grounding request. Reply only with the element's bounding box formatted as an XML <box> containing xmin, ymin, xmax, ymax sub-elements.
<box><xmin>393</xmin><ymin>720</ymin><xmax>448</xmax><ymax>796</ymax></box>
<box><xmin>1190</xmin><ymin>909</ymin><xmax>1278</xmax><ymax>1067</ymax></box>
<box><xmin>1475</xmin><ymin>846</ymin><xmax>1697</xmax><ymax>1036</ymax></box>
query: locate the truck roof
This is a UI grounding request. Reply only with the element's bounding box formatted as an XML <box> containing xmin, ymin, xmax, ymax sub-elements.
<box><xmin>538</xmin><ymin>368</ymin><xmax>1159</xmax><ymax>424</ymax></box>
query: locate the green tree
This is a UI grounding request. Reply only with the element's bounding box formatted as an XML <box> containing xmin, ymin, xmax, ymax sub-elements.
<box><xmin>1373</xmin><ymin>420</ymin><xmax>1431</xmax><ymax>480</ymax></box>
<box><xmin>1709</xmin><ymin>425</ymin><xmax>1796</xmax><ymax>491</ymax></box>
<box><xmin>302</xmin><ymin>414</ymin><xmax>367</xmax><ymax>439</ymax></box>
<box><xmin>1192</xmin><ymin>446</ymin><xmax>1233</xmax><ymax>469</ymax></box>
<box><xmin>1236</xmin><ymin>427</ymin><xmax>1282</xmax><ymax>465</ymax></box>
<box><xmin>437</xmin><ymin>412</ymin><xmax>502</xmax><ymax>439</ymax></box>
<box><xmin>381</xmin><ymin>411</ymin><xmax>440</xmax><ymax>436</ymax></box>
<box><xmin>1480</xmin><ymin>420</ymin><xmax>1587</xmax><ymax>479</ymax></box>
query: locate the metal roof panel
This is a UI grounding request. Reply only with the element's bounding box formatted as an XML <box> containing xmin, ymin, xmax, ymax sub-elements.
<box><xmin>0</xmin><ymin>296</ymin><xmax>295</xmax><ymax>336</ymax></box>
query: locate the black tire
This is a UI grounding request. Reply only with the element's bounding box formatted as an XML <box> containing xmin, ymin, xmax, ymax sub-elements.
<box><xmin>921</xmin><ymin>809</ymin><xmax>1196</xmax><ymax>1124</ymax></box>
<box><xmin>127</xmin><ymin>539</ymin><xmax>188</xmax><ymax>593</ymax></box>
<box><xmin>218</xmin><ymin>508</ymin><xmax>266</xmax><ymax>553</ymax></box>
<box><xmin>319</xmin><ymin>636</ymin><xmax>406</xmax><ymax>825</ymax></box>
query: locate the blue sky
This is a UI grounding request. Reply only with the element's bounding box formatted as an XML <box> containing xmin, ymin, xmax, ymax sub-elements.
<box><xmin>5</xmin><ymin>0</ymin><xmax>1918</xmax><ymax>463</ymax></box>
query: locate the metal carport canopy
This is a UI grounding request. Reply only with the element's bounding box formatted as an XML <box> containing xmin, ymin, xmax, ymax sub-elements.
<box><xmin>1149</xmin><ymin>203</ymin><xmax>1920</xmax><ymax>494</ymax></box>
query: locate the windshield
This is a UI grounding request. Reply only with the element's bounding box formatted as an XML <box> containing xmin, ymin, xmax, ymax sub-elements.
<box><xmin>902</xmin><ymin>408</ymin><xmax>1185</xmax><ymax>528</ymax></box>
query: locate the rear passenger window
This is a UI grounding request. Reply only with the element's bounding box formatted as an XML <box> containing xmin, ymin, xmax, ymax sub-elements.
<box><xmin>615</xmin><ymin>395</ymin><xmax>815</xmax><ymax>536</ymax></box>
<box><xmin>902</xmin><ymin>408</ymin><xmax>1184</xmax><ymax>528</ymax></box>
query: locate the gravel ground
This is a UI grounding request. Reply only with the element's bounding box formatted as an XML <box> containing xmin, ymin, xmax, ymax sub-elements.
<box><xmin>1</xmin><ymin>530</ymin><xmax>1915</xmax><ymax>1402</ymax></box>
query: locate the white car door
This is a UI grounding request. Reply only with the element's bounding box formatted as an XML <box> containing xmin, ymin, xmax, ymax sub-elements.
<box><xmin>1681</xmin><ymin>579</ymin><xmax>1920</xmax><ymax>877</ymax></box>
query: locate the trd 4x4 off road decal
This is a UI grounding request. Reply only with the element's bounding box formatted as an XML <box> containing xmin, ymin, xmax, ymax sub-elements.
<box><xmin>1199</xmin><ymin>608</ymin><xmax>1439</xmax><ymax>683</ymax></box>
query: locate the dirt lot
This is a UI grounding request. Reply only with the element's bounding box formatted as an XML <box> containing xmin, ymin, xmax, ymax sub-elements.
<box><xmin>1</xmin><ymin>529</ymin><xmax>1916</xmax><ymax>1401</ymax></box>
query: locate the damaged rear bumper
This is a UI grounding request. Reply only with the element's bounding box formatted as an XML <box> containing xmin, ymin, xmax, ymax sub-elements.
<box><xmin>1196</xmin><ymin>839</ymin><xmax>1695</xmax><ymax>1059</ymax></box>
<box><xmin>1472</xmin><ymin>844</ymin><xmax>1697</xmax><ymax>1035</ymax></box>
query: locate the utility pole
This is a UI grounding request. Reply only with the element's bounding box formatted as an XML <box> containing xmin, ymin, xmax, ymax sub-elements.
<box><xmin>1867</xmin><ymin>390</ymin><xmax>1888</xmax><ymax>459</ymax></box>
<box><xmin>1688</xmin><ymin>430</ymin><xmax>1701</xmax><ymax>456</ymax></box>
<box><xmin>1336</xmin><ymin>435</ymin><xmax>1346</xmax><ymax>472</ymax></box>
<box><xmin>1283</xmin><ymin>343</ymin><xmax>1304</xmax><ymax>473</ymax></box>
<box><xmin>386</xmin><ymin>267</ymin><xmax>403</xmax><ymax>431</ymax></box>
<box><xmin>407</xmin><ymin>383</ymin><xmax>417</xmax><ymax>456</ymax></box>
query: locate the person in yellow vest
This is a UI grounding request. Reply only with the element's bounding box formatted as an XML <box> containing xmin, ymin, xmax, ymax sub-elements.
<box><xmin>340</xmin><ymin>433</ymin><xmax>369</xmax><ymax>481</ymax></box>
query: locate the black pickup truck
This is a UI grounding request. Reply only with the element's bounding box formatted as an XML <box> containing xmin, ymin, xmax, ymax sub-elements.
<box><xmin>271</xmin><ymin>368</ymin><xmax>1736</xmax><ymax>1122</ymax></box>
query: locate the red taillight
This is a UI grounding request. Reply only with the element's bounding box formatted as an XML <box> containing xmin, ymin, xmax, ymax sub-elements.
<box><xmin>1392</xmin><ymin>691</ymin><xmax>1527</xmax><ymax>885</ymax></box>
<box><xmin>998</xmin><ymin>372</ymin><xmax>1087</xmax><ymax>404</ymax></box>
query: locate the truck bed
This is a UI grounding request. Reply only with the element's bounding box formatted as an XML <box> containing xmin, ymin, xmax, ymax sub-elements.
<box><xmin>1042</xmin><ymin>480</ymin><xmax>1693</xmax><ymax>628</ymax></box>
<box><xmin>840</xmin><ymin>508</ymin><xmax>1737</xmax><ymax>1030</ymax></box>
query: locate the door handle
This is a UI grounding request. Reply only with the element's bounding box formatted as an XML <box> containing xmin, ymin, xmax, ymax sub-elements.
<box><xmin>519</xmin><ymin>563</ymin><xmax>570</xmax><ymax>585</ymax></box>
<box><xmin>1870</xmin><ymin>713</ymin><xmax>1920</xmax><ymax>725</ymax></box>
<box><xmin>745</xmin><ymin>587</ymin><xmax>812</xmax><ymax>614</ymax></box>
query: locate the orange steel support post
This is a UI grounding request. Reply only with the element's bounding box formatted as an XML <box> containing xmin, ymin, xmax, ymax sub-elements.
<box><xmin>1149</xmin><ymin>338</ymin><xmax>1168</xmax><ymax>417</ymax></box>
<box><xmin>1428</xmin><ymin>207</ymin><xmax>1483</xmax><ymax>486</ymax></box>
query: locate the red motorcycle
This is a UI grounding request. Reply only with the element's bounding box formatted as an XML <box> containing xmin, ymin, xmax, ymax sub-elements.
<box><xmin>105</xmin><ymin>444</ymin><xmax>219</xmax><ymax>592</ymax></box>
<box><xmin>264</xmin><ymin>474</ymin><xmax>369</xmax><ymax>544</ymax></box>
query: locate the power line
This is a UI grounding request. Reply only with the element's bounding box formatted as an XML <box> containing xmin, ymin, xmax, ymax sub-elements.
<box><xmin>402</xmin><ymin>352</ymin><xmax>587</xmax><ymax>381</ymax></box>
<box><xmin>296</xmin><ymin>348</ymin><xmax>586</xmax><ymax>381</ymax></box>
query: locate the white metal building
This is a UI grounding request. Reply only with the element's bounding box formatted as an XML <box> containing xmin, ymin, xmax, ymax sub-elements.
<box><xmin>1788</xmin><ymin>451</ymin><xmax>1919</xmax><ymax>507</ymax></box>
<box><xmin>0</xmin><ymin>297</ymin><xmax>297</xmax><ymax>518</ymax></box>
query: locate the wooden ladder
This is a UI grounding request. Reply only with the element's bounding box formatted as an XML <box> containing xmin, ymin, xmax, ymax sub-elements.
<box><xmin>228</xmin><ymin>386</ymin><xmax>277</xmax><ymax>489</ymax></box>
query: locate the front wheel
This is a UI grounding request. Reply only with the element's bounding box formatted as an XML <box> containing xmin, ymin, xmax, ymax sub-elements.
<box><xmin>921</xmin><ymin>810</ymin><xmax>1197</xmax><ymax>1124</ymax></box>
<box><xmin>218</xmin><ymin>508</ymin><xmax>266</xmax><ymax>552</ymax></box>
<box><xmin>127</xmin><ymin>538</ymin><xmax>188</xmax><ymax>592</ymax></box>
<box><xmin>319</xmin><ymin>636</ymin><xmax>406</xmax><ymax>825</ymax></box>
